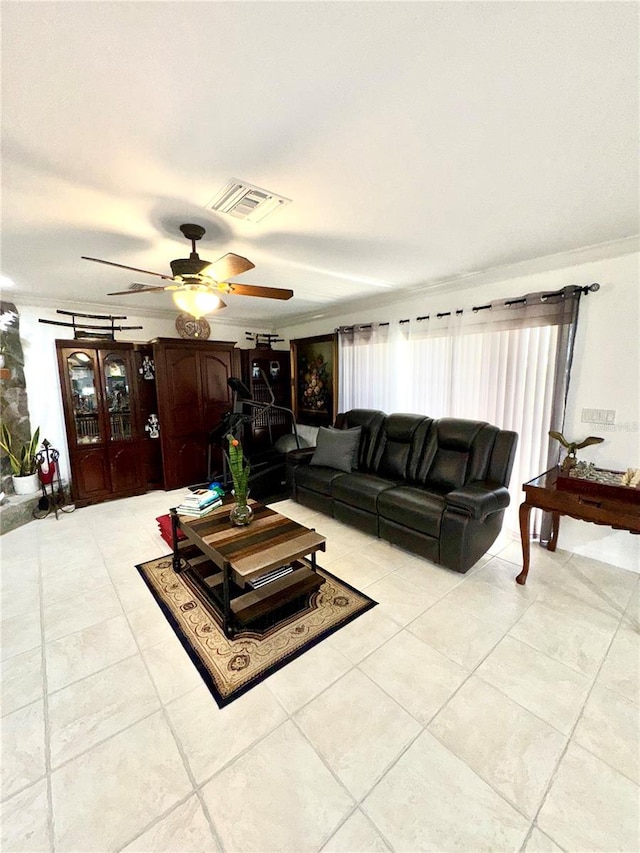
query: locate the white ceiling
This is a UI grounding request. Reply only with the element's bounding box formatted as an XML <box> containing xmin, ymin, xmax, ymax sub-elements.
<box><xmin>2</xmin><ymin>1</ymin><xmax>638</xmax><ymax>326</ymax></box>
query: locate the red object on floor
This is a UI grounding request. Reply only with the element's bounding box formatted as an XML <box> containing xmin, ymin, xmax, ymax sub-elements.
<box><xmin>156</xmin><ymin>514</ymin><xmax>186</xmax><ymax>548</ymax></box>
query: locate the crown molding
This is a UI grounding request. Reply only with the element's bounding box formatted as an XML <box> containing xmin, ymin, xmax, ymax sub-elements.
<box><xmin>10</xmin><ymin>234</ymin><xmax>638</xmax><ymax>335</ymax></box>
<box><xmin>276</xmin><ymin>235</ymin><xmax>640</xmax><ymax>330</ymax></box>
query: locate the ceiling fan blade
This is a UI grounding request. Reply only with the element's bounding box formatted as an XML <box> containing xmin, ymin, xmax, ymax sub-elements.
<box><xmin>223</xmin><ymin>282</ymin><xmax>294</xmax><ymax>300</ymax></box>
<box><xmin>107</xmin><ymin>285</ymin><xmax>167</xmax><ymax>295</ymax></box>
<box><xmin>203</xmin><ymin>253</ymin><xmax>255</xmax><ymax>281</ymax></box>
<box><xmin>82</xmin><ymin>256</ymin><xmax>174</xmax><ymax>280</ymax></box>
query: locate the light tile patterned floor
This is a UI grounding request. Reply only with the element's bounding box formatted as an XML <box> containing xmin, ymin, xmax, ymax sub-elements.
<box><xmin>1</xmin><ymin>492</ymin><xmax>638</xmax><ymax>852</ymax></box>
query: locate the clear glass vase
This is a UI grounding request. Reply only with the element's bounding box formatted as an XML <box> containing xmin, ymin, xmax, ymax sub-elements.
<box><xmin>229</xmin><ymin>492</ymin><xmax>253</xmax><ymax>526</ymax></box>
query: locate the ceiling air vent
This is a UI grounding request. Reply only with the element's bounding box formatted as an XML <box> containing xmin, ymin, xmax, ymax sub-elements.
<box><xmin>206</xmin><ymin>178</ymin><xmax>291</xmax><ymax>223</ymax></box>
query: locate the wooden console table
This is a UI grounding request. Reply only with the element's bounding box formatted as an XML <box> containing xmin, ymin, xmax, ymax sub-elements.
<box><xmin>518</xmin><ymin>467</ymin><xmax>640</xmax><ymax>584</ymax></box>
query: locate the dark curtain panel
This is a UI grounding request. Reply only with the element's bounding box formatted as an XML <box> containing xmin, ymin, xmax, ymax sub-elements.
<box><xmin>539</xmin><ymin>286</ymin><xmax>582</xmax><ymax>543</ymax></box>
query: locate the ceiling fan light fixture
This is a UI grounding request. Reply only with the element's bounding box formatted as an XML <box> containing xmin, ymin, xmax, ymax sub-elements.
<box><xmin>172</xmin><ymin>288</ymin><xmax>223</xmax><ymax>319</ymax></box>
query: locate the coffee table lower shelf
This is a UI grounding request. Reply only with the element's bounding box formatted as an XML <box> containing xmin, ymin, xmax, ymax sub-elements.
<box><xmin>170</xmin><ymin>501</ymin><xmax>327</xmax><ymax>637</ymax></box>
<box><xmin>182</xmin><ymin>549</ymin><xmax>324</xmax><ymax>630</ymax></box>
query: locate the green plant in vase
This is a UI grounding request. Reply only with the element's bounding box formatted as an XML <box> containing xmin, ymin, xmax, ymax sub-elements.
<box><xmin>226</xmin><ymin>434</ymin><xmax>253</xmax><ymax>526</ymax></box>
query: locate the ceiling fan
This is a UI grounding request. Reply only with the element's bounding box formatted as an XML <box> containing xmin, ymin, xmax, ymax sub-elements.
<box><xmin>82</xmin><ymin>223</ymin><xmax>293</xmax><ymax>319</ymax></box>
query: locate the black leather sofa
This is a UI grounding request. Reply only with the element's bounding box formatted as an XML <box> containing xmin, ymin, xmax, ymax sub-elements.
<box><xmin>288</xmin><ymin>409</ymin><xmax>518</xmax><ymax>573</ymax></box>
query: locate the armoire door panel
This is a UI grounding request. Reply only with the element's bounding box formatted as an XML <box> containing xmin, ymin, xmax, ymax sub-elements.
<box><xmin>109</xmin><ymin>444</ymin><xmax>143</xmax><ymax>494</ymax></box>
<box><xmin>162</xmin><ymin>350</ymin><xmax>202</xmax><ymax>434</ymax></box>
<box><xmin>152</xmin><ymin>339</ymin><xmax>239</xmax><ymax>488</ymax></box>
<box><xmin>73</xmin><ymin>447</ymin><xmax>111</xmax><ymax>501</ymax></box>
<box><xmin>200</xmin><ymin>352</ymin><xmax>235</xmax><ymax>429</ymax></box>
<box><xmin>170</xmin><ymin>438</ymin><xmax>208</xmax><ymax>489</ymax></box>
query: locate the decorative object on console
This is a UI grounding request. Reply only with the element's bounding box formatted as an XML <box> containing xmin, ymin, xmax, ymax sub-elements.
<box><xmin>549</xmin><ymin>430</ymin><xmax>604</xmax><ymax>474</ymax></box>
<box><xmin>175</xmin><ymin>313</ymin><xmax>211</xmax><ymax>340</ymax></box>
<box><xmin>621</xmin><ymin>468</ymin><xmax>640</xmax><ymax>487</ymax></box>
<box><xmin>557</xmin><ymin>466</ymin><xmax>640</xmax><ymax>502</ymax></box>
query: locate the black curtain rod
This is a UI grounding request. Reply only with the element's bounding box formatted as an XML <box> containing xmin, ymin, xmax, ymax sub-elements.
<box><xmin>338</xmin><ymin>283</ymin><xmax>599</xmax><ymax>333</ymax></box>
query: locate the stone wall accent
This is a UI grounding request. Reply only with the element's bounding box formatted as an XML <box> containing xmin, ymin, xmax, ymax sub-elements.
<box><xmin>0</xmin><ymin>301</ymin><xmax>34</xmax><ymax>494</ymax></box>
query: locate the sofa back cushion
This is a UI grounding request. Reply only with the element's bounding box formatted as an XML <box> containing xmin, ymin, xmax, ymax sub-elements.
<box><xmin>335</xmin><ymin>409</ymin><xmax>386</xmax><ymax>471</ymax></box>
<box><xmin>373</xmin><ymin>414</ymin><xmax>431</xmax><ymax>481</ymax></box>
<box><xmin>419</xmin><ymin>418</ymin><xmax>494</xmax><ymax>491</ymax></box>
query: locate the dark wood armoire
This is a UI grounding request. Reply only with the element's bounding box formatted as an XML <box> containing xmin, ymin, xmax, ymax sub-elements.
<box><xmin>57</xmin><ymin>337</ymin><xmax>241</xmax><ymax>504</ymax></box>
<box><xmin>151</xmin><ymin>338</ymin><xmax>240</xmax><ymax>490</ymax></box>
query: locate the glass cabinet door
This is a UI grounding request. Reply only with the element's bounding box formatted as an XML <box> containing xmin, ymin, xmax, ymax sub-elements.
<box><xmin>103</xmin><ymin>353</ymin><xmax>132</xmax><ymax>441</ymax></box>
<box><xmin>66</xmin><ymin>351</ymin><xmax>103</xmax><ymax>445</ymax></box>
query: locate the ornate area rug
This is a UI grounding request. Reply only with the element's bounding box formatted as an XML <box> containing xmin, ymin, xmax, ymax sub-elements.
<box><xmin>137</xmin><ymin>554</ymin><xmax>377</xmax><ymax>708</ymax></box>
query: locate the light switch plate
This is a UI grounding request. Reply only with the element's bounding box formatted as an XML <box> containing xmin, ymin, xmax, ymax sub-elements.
<box><xmin>581</xmin><ymin>408</ymin><xmax>616</xmax><ymax>425</ymax></box>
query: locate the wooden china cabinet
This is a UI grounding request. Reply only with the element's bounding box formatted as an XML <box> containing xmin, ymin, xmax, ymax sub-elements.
<box><xmin>56</xmin><ymin>340</ymin><xmax>147</xmax><ymax>506</ymax></box>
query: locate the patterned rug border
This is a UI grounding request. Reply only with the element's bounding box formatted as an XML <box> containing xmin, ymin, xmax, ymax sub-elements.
<box><xmin>136</xmin><ymin>554</ymin><xmax>377</xmax><ymax>708</ymax></box>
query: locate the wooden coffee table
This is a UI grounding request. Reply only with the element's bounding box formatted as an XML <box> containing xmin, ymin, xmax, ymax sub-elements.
<box><xmin>170</xmin><ymin>500</ymin><xmax>326</xmax><ymax>637</ymax></box>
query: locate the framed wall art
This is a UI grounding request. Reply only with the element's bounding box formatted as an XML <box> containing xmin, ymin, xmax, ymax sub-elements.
<box><xmin>290</xmin><ymin>333</ymin><xmax>338</xmax><ymax>427</ymax></box>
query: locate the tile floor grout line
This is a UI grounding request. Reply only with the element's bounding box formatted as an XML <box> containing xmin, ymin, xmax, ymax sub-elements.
<box><xmin>45</xmin><ymin>706</ymin><xmax>161</xmax><ymax>776</ymax></box>
<box><xmin>36</xmin><ymin>527</ymin><xmax>56</xmax><ymax>853</ymax></box>
<box><xmin>112</xmin><ymin>790</ymin><xmax>204</xmax><ymax>853</ymax></box>
<box><xmin>524</xmin><ymin>601</ymin><xmax>632</xmax><ymax>837</ymax></box>
<box><xmin>45</xmin><ymin>645</ymin><xmax>141</xmax><ymax>698</ymax></box>
<box><xmin>107</xmin><ymin>552</ymin><xmax>229</xmax><ymax>853</ymax></box>
<box><xmin>289</xmin><ymin>706</ymin><xmax>423</xmax><ymax>851</ymax></box>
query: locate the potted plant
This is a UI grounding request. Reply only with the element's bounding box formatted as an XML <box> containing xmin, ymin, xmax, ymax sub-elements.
<box><xmin>0</xmin><ymin>424</ymin><xmax>41</xmax><ymax>494</ymax></box>
<box><xmin>226</xmin><ymin>434</ymin><xmax>253</xmax><ymax>526</ymax></box>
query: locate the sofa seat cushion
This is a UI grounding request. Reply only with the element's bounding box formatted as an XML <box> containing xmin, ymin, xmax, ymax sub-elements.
<box><xmin>295</xmin><ymin>464</ymin><xmax>345</xmax><ymax>496</ymax></box>
<box><xmin>332</xmin><ymin>472</ymin><xmax>399</xmax><ymax>513</ymax></box>
<box><xmin>378</xmin><ymin>486</ymin><xmax>446</xmax><ymax>539</ymax></box>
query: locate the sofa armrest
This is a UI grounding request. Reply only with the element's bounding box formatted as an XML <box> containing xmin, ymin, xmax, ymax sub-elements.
<box><xmin>444</xmin><ymin>481</ymin><xmax>511</xmax><ymax>520</ymax></box>
<box><xmin>286</xmin><ymin>447</ymin><xmax>316</xmax><ymax>465</ymax></box>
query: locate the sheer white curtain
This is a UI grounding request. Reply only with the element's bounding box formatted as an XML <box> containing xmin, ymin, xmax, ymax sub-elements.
<box><xmin>338</xmin><ymin>288</ymin><xmax>583</xmax><ymax>536</ymax></box>
<box><xmin>405</xmin><ymin>318</ymin><xmax>558</xmax><ymax>533</ymax></box>
<box><xmin>339</xmin><ymin>321</ymin><xmax>407</xmax><ymax>413</ymax></box>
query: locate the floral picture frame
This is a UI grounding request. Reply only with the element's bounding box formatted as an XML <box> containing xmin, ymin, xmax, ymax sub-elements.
<box><xmin>290</xmin><ymin>333</ymin><xmax>338</xmax><ymax>426</ymax></box>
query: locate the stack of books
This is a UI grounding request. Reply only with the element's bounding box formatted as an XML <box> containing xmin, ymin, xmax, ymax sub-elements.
<box><xmin>176</xmin><ymin>489</ymin><xmax>223</xmax><ymax>517</ymax></box>
<box><xmin>248</xmin><ymin>564</ymin><xmax>295</xmax><ymax>589</ymax></box>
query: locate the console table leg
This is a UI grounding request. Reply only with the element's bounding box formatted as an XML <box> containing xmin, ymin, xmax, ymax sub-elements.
<box><xmin>548</xmin><ymin>512</ymin><xmax>560</xmax><ymax>552</ymax></box>
<box><xmin>516</xmin><ymin>501</ymin><xmax>532</xmax><ymax>585</ymax></box>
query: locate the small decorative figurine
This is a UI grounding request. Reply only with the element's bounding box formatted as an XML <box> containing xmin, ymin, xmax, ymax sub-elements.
<box><xmin>141</xmin><ymin>356</ymin><xmax>155</xmax><ymax>380</ymax></box>
<box><xmin>620</xmin><ymin>468</ymin><xmax>640</xmax><ymax>487</ymax></box>
<box><xmin>145</xmin><ymin>414</ymin><xmax>160</xmax><ymax>439</ymax></box>
<box><xmin>549</xmin><ymin>431</ymin><xmax>604</xmax><ymax>474</ymax></box>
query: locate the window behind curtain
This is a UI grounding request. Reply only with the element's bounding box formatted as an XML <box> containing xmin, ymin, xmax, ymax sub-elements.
<box><xmin>339</xmin><ymin>287</ymin><xmax>583</xmax><ymax>536</ymax></box>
